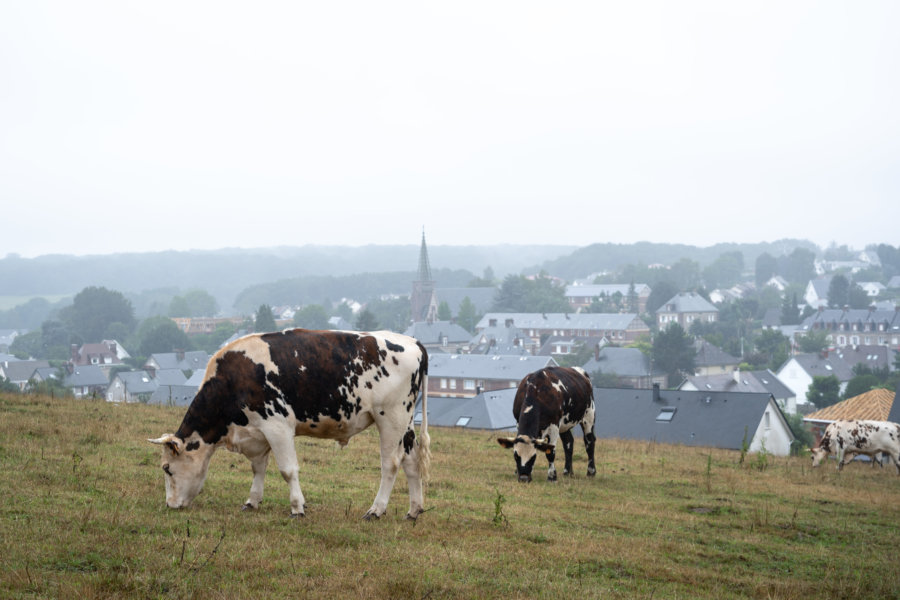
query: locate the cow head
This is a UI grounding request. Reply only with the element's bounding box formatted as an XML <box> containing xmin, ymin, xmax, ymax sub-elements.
<box><xmin>497</xmin><ymin>435</ymin><xmax>554</xmax><ymax>482</ymax></box>
<box><xmin>809</xmin><ymin>446</ymin><xmax>827</xmax><ymax>467</ymax></box>
<box><xmin>148</xmin><ymin>433</ymin><xmax>214</xmax><ymax>509</ymax></box>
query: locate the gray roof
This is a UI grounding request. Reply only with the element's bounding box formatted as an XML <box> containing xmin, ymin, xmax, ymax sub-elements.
<box><xmin>830</xmin><ymin>345</ymin><xmax>897</xmax><ymax>372</ymax></box>
<box><xmin>888</xmin><ymin>275</ymin><xmax>900</xmax><ymax>289</ymax></box>
<box><xmin>798</xmin><ymin>307</ymin><xmax>900</xmax><ymax>333</ymax></box>
<box><xmin>419</xmin><ymin>389</ymin><xmax>517</xmax><ymax>430</ymax></box>
<box><xmin>64</xmin><ymin>365</ymin><xmax>108</xmax><ymax>387</ymax></box>
<box><xmin>470</xmin><ymin>325</ymin><xmax>537</xmax><ymax>355</ymax></box>
<box><xmin>147</xmin><ymin>351</ymin><xmax>211</xmax><ymax>372</ymax></box>
<box><xmin>583</xmin><ymin>347</ymin><xmax>664</xmax><ymax>378</ymax></box>
<box><xmin>435</xmin><ymin>287</ymin><xmax>497</xmax><ymax>317</ymax></box>
<box><xmin>33</xmin><ymin>366</ymin><xmax>61</xmax><ymax>382</ymax></box>
<box><xmin>476</xmin><ymin>312</ymin><xmax>641</xmax><ymax>331</ymax></box>
<box><xmin>682</xmin><ymin>370</ymin><xmax>794</xmax><ymax>400</ymax></box>
<box><xmin>154</xmin><ymin>369</ymin><xmax>189</xmax><ymax>385</ymax></box>
<box><xmin>593</xmin><ymin>387</ymin><xmax>792</xmax><ymax>451</ymax></box>
<box><xmin>150</xmin><ymin>384</ymin><xmax>200</xmax><ymax>407</ymax></box>
<box><xmin>656</xmin><ymin>293</ymin><xmax>718</xmax><ymax>314</ymax></box>
<box><xmin>404</xmin><ymin>321</ymin><xmax>472</xmax><ymax>345</ymax></box>
<box><xmin>693</xmin><ymin>340</ymin><xmax>740</xmax><ymax>368</ymax></box>
<box><xmin>788</xmin><ymin>353</ymin><xmax>855</xmax><ymax>382</ymax></box>
<box><xmin>114</xmin><ymin>370</ymin><xmax>158</xmax><ymax>394</ymax></box>
<box><xmin>428</xmin><ymin>353</ymin><xmax>556</xmax><ymax>381</ymax></box>
<box><xmin>1</xmin><ymin>359</ymin><xmax>49</xmax><ymax>382</ymax></box>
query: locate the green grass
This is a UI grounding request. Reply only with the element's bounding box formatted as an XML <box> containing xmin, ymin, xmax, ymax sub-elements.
<box><xmin>2</xmin><ymin>392</ymin><xmax>900</xmax><ymax>599</ymax></box>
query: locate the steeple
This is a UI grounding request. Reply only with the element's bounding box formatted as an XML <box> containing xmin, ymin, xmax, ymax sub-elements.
<box><xmin>410</xmin><ymin>228</ymin><xmax>437</xmax><ymax>324</ymax></box>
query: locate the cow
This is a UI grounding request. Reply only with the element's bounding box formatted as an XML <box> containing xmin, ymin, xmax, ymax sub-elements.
<box><xmin>149</xmin><ymin>329</ymin><xmax>430</xmax><ymax>520</ymax></box>
<box><xmin>810</xmin><ymin>420</ymin><xmax>900</xmax><ymax>474</ymax></box>
<box><xmin>497</xmin><ymin>366</ymin><xmax>596</xmax><ymax>483</ymax></box>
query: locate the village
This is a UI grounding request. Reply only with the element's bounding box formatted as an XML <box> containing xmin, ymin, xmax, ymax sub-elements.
<box><xmin>2</xmin><ymin>238</ymin><xmax>898</xmax><ymax>461</ymax></box>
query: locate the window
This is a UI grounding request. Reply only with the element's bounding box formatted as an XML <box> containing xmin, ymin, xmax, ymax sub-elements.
<box><xmin>464</xmin><ymin>379</ymin><xmax>475</xmax><ymax>390</ymax></box>
<box><xmin>455</xmin><ymin>416</ymin><xmax>471</xmax><ymax>427</ymax></box>
<box><xmin>656</xmin><ymin>407</ymin><xmax>676</xmax><ymax>422</ymax></box>
<box><xmin>764</xmin><ymin>411</ymin><xmax>771</xmax><ymax>430</ymax></box>
<box><xmin>449</xmin><ymin>379</ymin><xmax>457</xmax><ymax>390</ymax></box>
<box><xmin>440</xmin><ymin>378</ymin><xmax>447</xmax><ymax>389</ymax></box>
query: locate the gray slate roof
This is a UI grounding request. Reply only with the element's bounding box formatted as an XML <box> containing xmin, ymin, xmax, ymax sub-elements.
<box><xmin>476</xmin><ymin>313</ymin><xmax>640</xmax><ymax>331</ymax></box>
<box><xmin>830</xmin><ymin>345</ymin><xmax>897</xmax><ymax>372</ymax></box>
<box><xmin>789</xmin><ymin>353</ymin><xmax>855</xmax><ymax>382</ymax></box>
<box><xmin>798</xmin><ymin>307</ymin><xmax>900</xmax><ymax>333</ymax></box>
<box><xmin>154</xmin><ymin>369</ymin><xmax>189</xmax><ymax>385</ymax></box>
<box><xmin>682</xmin><ymin>370</ymin><xmax>794</xmax><ymax>400</ymax></box>
<box><xmin>656</xmin><ymin>293</ymin><xmax>718</xmax><ymax>314</ymax></box>
<box><xmin>693</xmin><ymin>340</ymin><xmax>740</xmax><ymax>368</ymax></box>
<box><xmin>419</xmin><ymin>389</ymin><xmax>517</xmax><ymax>430</ymax></box>
<box><xmin>150</xmin><ymin>384</ymin><xmax>200</xmax><ymax>407</ymax></box>
<box><xmin>1</xmin><ymin>359</ymin><xmax>49</xmax><ymax>382</ymax></box>
<box><xmin>148</xmin><ymin>351</ymin><xmax>211</xmax><ymax>372</ymax></box>
<box><xmin>593</xmin><ymin>387</ymin><xmax>791</xmax><ymax>451</ymax></box>
<box><xmin>114</xmin><ymin>370</ymin><xmax>158</xmax><ymax>394</ymax></box>
<box><xmin>471</xmin><ymin>325</ymin><xmax>536</xmax><ymax>355</ymax></box>
<box><xmin>428</xmin><ymin>353</ymin><xmax>556</xmax><ymax>381</ymax></box>
<box><xmin>404</xmin><ymin>321</ymin><xmax>472</xmax><ymax>345</ymax></box>
<box><xmin>583</xmin><ymin>347</ymin><xmax>664</xmax><ymax>378</ymax></box>
<box><xmin>64</xmin><ymin>365</ymin><xmax>108</xmax><ymax>387</ymax></box>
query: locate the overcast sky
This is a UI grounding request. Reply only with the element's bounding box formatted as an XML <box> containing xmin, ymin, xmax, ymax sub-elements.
<box><xmin>1</xmin><ymin>2</ymin><xmax>897</xmax><ymax>258</ymax></box>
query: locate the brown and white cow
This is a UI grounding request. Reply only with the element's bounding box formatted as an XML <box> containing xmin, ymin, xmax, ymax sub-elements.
<box><xmin>149</xmin><ymin>329</ymin><xmax>430</xmax><ymax>520</ymax></box>
<box><xmin>810</xmin><ymin>420</ymin><xmax>900</xmax><ymax>474</ymax></box>
<box><xmin>497</xmin><ymin>366</ymin><xmax>596</xmax><ymax>482</ymax></box>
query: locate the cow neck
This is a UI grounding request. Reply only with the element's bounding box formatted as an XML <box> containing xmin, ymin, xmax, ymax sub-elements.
<box><xmin>175</xmin><ymin>376</ymin><xmax>248</xmax><ymax>446</ymax></box>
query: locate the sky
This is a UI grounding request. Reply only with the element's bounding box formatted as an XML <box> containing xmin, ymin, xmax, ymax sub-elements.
<box><xmin>1</xmin><ymin>1</ymin><xmax>898</xmax><ymax>258</ymax></box>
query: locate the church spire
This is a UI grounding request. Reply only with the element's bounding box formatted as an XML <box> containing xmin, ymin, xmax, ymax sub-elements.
<box><xmin>410</xmin><ymin>228</ymin><xmax>437</xmax><ymax>324</ymax></box>
<box><xmin>417</xmin><ymin>228</ymin><xmax>433</xmax><ymax>282</ymax></box>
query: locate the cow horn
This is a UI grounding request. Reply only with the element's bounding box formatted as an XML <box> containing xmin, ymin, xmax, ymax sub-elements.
<box><xmin>497</xmin><ymin>436</ymin><xmax>517</xmax><ymax>449</ymax></box>
<box><xmin>148</xmin><ymin>434</ymin><xmax>182</xmax><ymax>455</ymax></box>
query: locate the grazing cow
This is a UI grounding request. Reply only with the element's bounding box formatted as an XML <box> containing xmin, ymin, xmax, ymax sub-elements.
<box><xmin>497</xmin><ymin>366</ymin><xmax>596</xmax><ymax>483</ymax></box>
<box><xmin>810</xmin><ymin>420</ymin><xmax>900</xmax><ymax>474</ymax></box>
<box><xmin>149</xmin><ymin>329</ymin><xmax>430</xmax><ymax>520</ymax></box>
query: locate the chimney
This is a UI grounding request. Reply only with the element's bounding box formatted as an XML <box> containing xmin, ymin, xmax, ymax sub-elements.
<box><xmin>71</xmin><ymin>344</ymin><xmax>79</xmax><ymax>362</ymax></box>
<box><xmin>652</xmin><ymin>383</ymin><xmax>660</xmax><ymax>403</ymax></box>
<box><xmin>66</xmin><ymin>362</ymin><xmax>74</xmax><ymax>375</ymax></box>
<box><xmin>594</xmin><ymin>343</ymin><xmax>600</xmax><ymax>362</ymax></box>
<box><xmin>733</xmin><ymin>367</ymin><xmax>741</xmax><ymax>385</ymax></box>
<box><xmin>175</xmin><ymin>349</ymin><xmax>185</xmax><ymax>362</ymax></box>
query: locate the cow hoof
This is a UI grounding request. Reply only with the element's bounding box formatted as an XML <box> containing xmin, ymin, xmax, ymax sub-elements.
<box><xmin>289</xmin><ymin>511</ymin><xmax>305</xmax><ymax>519</ymax></box>
<box><xmin>363</xmin><ymin>511</ymin><xmax>381</xmax><ymax>521</ymax></box>
<box><xmin>547</xmin><ymin>475</ymin><xmax>558</xmax><ymax>482</ymax></box>
<box><xmin>562</xmin><ymin>470</ymin><xmax>573</xmax><ymax>477</ymax></box>
<box><xmin>241</xmin><ymin>503</ymin><xmax>257</xmax><ymax>511</ymax></box>
<box><xmin>404</xmin><ymin>511</ymin><xmax>422</xmax><ymax>521</ymax></box>
<box><xmin>587</xmin><ymin>468</ymin><xmax>596</xmax><ymax>477</ymax></box>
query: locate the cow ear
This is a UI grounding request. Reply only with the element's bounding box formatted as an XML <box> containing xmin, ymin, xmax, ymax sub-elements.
<box><xmin>534</xmin><ymin>441</ymin><xmax>555</xmax><ymax>454</ymax></box>
<box><xmin>497</xmin><ymin>437</ymin><xmax>516</xmax><ymax>449</ymax></box>
<box><xmin>149</xmin><ymin>434</ymin><xmax>183</xmax><ymax>456</ymax></box>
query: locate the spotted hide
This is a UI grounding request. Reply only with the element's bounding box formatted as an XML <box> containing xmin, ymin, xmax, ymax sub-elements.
<box><xmin>149</xmin><ymin>329</ymin><xmax>430</xmax><ymax>519</ymax></box>
<box><xmin>497</xmin><ymin>366</ymin><xmax>596</xmax><ymax>482</ymax></box>
<box><xmin>810</xmin><ymin>420</ymin><xmax>900</xmax><ymax>474</ymax></box>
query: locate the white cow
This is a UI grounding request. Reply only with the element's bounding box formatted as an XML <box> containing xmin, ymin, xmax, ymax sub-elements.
<box><xmin>149</xmin><ymin>329</ymin><xmax>430</xmax><ymax>519</ymax></box>
<box><xmin>810</xmin><ymin>420</ymin><xmax>900</xmax><ymax>473</ymax></box>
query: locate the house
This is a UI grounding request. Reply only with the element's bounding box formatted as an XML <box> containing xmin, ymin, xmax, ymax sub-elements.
<box><xmin>764</xmin><ymin>276</ymin><xmax>790</xmax><ymax>293</ymax></box>
<box><xmin>63</xmin><ymin>364</ymin><xmax>108</xmax><ymax>398</ymax></box>
<box><xmin>427</xmin><ymin>354</ymin><xmax>557</xmax><ymax>399</ymax></box>
<box><xmin>475</xmin><ymin>313</ymin><xmax>649</xmax><ymax>345</ymax></box>
<box><xmin>30</xmin><ymin>366</ymin><xmax>62</xmax><ymax>387</ymax></box>
<box><xmin>107</xmin><ymin>370</ymin><xmax>158</xmax><ymax>403</ymax></box>
<box><xmin>803</xmin><ymin>278</ymin><xmax>831</xmax><ymax>309</ymax></box>
<box><xmin>829</xmin><ymin>345</ymin><xmax>898</xmax><ymax>373</ymax></box>
<box><xmin>0</xmin><ymin>359</ymin><xmax>49</xmax><ymax>391</ymax></box>
<box><xmin>680</xmin><ymin>369</ymin><xmax>798</xmax><ymax>414</ymax></box>
<box><xmin>144</xmin><ymin>350</ymin><xmax>211</xmax><ymax>377</ymax></box>
<box><xmin>327</xmin><ymin>316</ymin><xmax>353</xmax><ymax>330</ymax></box>
<box><xmin>149</xmin><ymin>384</ymin><xmax>200</xmax><ymax>407</ymax></box>
<box><xmin>171</xmin><ymin>317</ymin><xmax>244</xmax><ymax>335</ymax></box>
<box><xmin>564</xmin><ymin>284</ymin><xmax>651</xmax><ymax>313</ymax></box>
<box><xmin>593</xmin><ymin>384</ymin><xmax>795</xmax><ymax>456</ymax></box>
<box><xmin>538</xmin><ymin>335</ymin><xmax>607</xmax><ymax>358</ymax></box>
<box><xmin>656</xmin><ymin>293</ymin><xmax>718</xmax><ymax>329</ymax></box>
<box><xmin>803</xmin><ymin>388</ymin><xmax>896</xmax><ymax>443</ymax></box>
<box><xmin>775</xmin><ymin>352</ymin><xmax>855</xmax><ymax>406</ymax></box>
<box><xmin>469</xmin><ymin>322</ymin><xmax>537</xmax><ymax>356</ymax></box>
<box><xmin>692</xmin><ymin>340</ymin><xmax>740</xmax><ymax>376</ymax></box>
<box><xmin>70</xmin><ymin>341</ymin><xmax>123</xmax><ymax>370</ymax></box>
<box><xmin>416</xmin><ymin>388</ymin><xmax>517</xmax><ymax>431</ymax></box>
<box><xmin>858</xmin><ymin>282</ymin><xmax>886</xmax><ymax>298</ymax></box>
<box><xmin>403</xmin><ymin>321</ymin><xmax>472</xmax><ymax>354</ymax></box>
<box><xmin>0</xmin><ymin>329</ymin><xmax>20</xmax><ymax>353</ymax></box>
<box><xmin>887</xmin><ymin>275</ymin><xmax>900</xmax><ymax>290</ymax></box>
<box><xmin>582</xmin><ymin>346</ymin><xmax>666</xmax><ymax>389</ymax></box>
<box><xmin>795</xmin><ymin>306</ymin><xmax>900</xmax><ymax>348</ymax></box>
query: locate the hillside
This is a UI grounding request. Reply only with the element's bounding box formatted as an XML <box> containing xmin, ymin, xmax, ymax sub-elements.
<box><xmin>2</xmin><ymin>392</ymin><xmax>898</xmax><ymax>599</ymax></box>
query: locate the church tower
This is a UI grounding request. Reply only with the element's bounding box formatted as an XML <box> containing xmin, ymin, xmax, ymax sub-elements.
<box><xmin>410</xmin><ymin>229</ymin><xmax>437</xmax><ymax>323</ymax></box>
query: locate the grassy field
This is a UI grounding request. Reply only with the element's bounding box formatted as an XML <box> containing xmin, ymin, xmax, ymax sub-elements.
<box><xmin>2</xmin><ymin>392</ymin><xmax>899</xmax><ymax>599</ymax></box>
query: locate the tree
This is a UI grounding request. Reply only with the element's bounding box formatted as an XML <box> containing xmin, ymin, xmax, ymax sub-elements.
<box><xmin>806</xmin><ymin>375</ymin><xmax>841</xmax><ymax>409</ymax></box>
<box><xmin>355</xmin><ymin>309</ymin><xmax>378</xmax><ymax>331</ymax></box>
<box><xmin>669</xmin><ymin>258</ymin><xmax>702</xmax><ymax>291</ymax></box>
<box><xmin>753</xmin><ymin>329</ymin><xmax>790</xmax><ymax>371</ymax></box>
<box><xmin>780</xmin><ymin>292</ymin><xmax>801</xmax><ymax>326</ymax></box>
<box><xmin>651</xmin><ymin>323</ymin><xmax>696</xmax><ymax>387</ymax></box>
<box><xmin>192</xmin><ymin>321</ymin><xmax>238</xmax><ymax>354</ymax></box>
<box><xmin>60</xmin><ymin>286</ymin><xmax>136</xmax><ymax>342</ymax></box>
<box><xmin>468</xmin><ymin>267</ymin><xmax>496</xmax><ymax>287</ymax></box>
<box><xmin>136</xmin><ymin>316</ymin><xmax>193</xmax><ymax>357</ymax></box>
<box><xmin>293</xmin><ymin>304</ymin><xmax>331</xmax><ymax>329</ymax></box>
<box><xmin>254</xmin><ymin>304</ymin><xmax>277</xmax><ymax>333</ymax></box>
<box><xmin>457</xmin><ymin>296</ymin><xmax>479</xmax><ymax>333</ymax></box>
<box><xmin>827</xmin><ymin>274</ymin><xmax>850</xmax><ymax>308</ymax></box>
<box><xmin>646</xmin><ymin>280</ymin><xmax>679</xmax><ymax>315</ymax></box>
<box><xmin>492</xmin><ymin>274</ymin><xmax>569</xmax><ymax>313</ymax></box>
<box><xmin>798</xmin><ymin>330</ymin><xmax>829</xmax><ymax>354</ymax></box>
<box><xmin>848</xmin><ymin>283</ymin><xmax>870</xmax><ymax>309</ymax></box>
<box><xmin>365</xmin><ymin>297</ymin><xmax>411</xmax><ymax>332</ymax></box>
<box><xmin>843</xmin><ymin>374</ymin><xmax>882</xmax><ymax>400</ymax></box>
<box><xmin>703</xmin><ymin>251</ymin><xmax>744</xmax><ymax>290</ymax></box>
<box><xmin>627</xmin><ymin>281</ymin><xmax>639</xmax><ymax>314</ymax></box>
<box><xmin>755</xmin><ymin>252</ymin><xmax>777</xmax><ymax>287</ymax></box>
<box><xmin>437</xmin><ymin>301</ymin><xmax>453</xmax><ymax>321</ymax></box>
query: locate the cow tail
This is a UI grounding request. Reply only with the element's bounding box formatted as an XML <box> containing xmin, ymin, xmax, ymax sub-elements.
<box><xmin>417</xmin><ymin>347</ymin><xmax>431</xmax><ymax>482</ymax></box>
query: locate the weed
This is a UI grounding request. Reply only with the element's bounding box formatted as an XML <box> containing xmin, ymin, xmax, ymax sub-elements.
<box><xmin>491</xmin><ymin>488</ymin><xmax>507</xmax><ymax>527</ymax></box>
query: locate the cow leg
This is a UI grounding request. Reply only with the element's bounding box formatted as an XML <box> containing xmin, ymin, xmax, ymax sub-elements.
<box><xmin>266</xmin><ymin>430</ymin><xmax>306</xmax><ymax>517</ymax></box>
<box><xmin>242</xmin><ymin>449</ymin><xmax>271</xmax><ymax>510</ymax></box>
<box><xmin>581</xmin><ymin>404</ymin><xmax>597</xmax><ymax>477</ymax></box>
<box><xmin>399</xmin><ymin>425</ymin><xmax>426</xmax><ymax>520</ymax></box>
<box><xmin>544</xmin><ymin>424</ymin><xmax>560</xmax><ymax>482</ymax></box>
<box><xmin>560</xmin><ymin>429</ymin><xmax>575</xmax><ymax>476</ymax></box>
<box><xmin>364</xmin><ymin>417</ymin><xmax>406</xmax><ymax>520</ymax></box>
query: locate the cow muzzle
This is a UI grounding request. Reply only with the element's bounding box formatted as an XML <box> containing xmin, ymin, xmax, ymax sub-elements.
<box><xmin>518</xmin><ymin>473</ymin><xmax>532</xmax><ymax>483</ymax></box>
